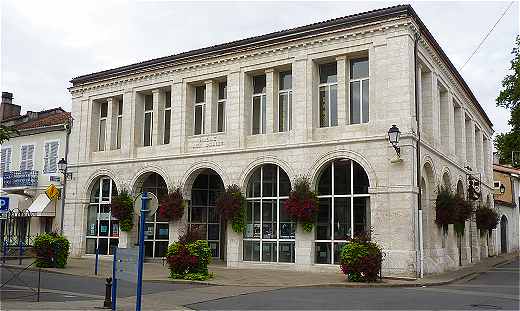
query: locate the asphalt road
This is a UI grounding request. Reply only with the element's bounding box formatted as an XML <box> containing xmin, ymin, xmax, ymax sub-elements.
<box><xmin>0</xmin><ymin>265</ymin><xmax>204</xmax><ymax>302</ymax></box>
<box><xmin>188</xmin><ymin>259</ymin><xmax>520</xmax><ymax>310</ymax></box>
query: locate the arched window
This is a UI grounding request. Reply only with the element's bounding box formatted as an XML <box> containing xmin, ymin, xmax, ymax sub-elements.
<box><xmin>139</xmin><ymin>172</ymin><xmax>169</xmax><ymax>258</ymax></box>
<box><xmin>189</xmin><ymin>169</ymin><xmax>224</xmax><ymax>258</ymax></box>
<box><xmin>244</xmin><ymin>164</ymin><xmax>293</xmax><ymax>263</ymax></box>
<box><xmin>86</xmin><ymin>177</ymin><xmax>118</xmax><ymax>255</ymax></box>
<box><xmin>315</xmin><ymin>159</ymin><xmax>370</xmax><ymax>264</ymax></box>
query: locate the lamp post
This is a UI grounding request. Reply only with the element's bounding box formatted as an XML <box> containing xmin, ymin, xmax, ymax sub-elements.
<box><xmin>58</xmin><ymin>158</ymin><xmax>68</xmax><ymax>235</ymax></box>
<box><xmin>388</xmin><ymin>124</ymin><xmax>401</xmax><ymax>158</ymax></box>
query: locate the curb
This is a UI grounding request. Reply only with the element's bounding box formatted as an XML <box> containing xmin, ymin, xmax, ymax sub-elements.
<box><xmin>2</xmin><ymin>255</ymin><xmax>517</xmax><ymax>289</ymax></box>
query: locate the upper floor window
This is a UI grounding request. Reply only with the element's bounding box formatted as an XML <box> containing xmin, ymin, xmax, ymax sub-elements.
<box><xmin>20</xmin><ymin>144</ymin><xmax>35</xmax><ymax>171</ymax></box>
<box><xmin>278</xmin><ymin>71</ymin><xmax>292</xmax><ymax>132</ymax></box>
<box><xmin>43</xmin><ymin>141</ymin><xmax>59</xmax><ymax>174</ymax></box>
<box><xmin>116</xmin><ymin>100</ymin><xmax>123</xmax><ymax>150</ymax></box>
<box><xmin>217</xmin><ymin>82</ymin><xmax>226</xmax><ymax>133</ymax></box>
<box><xmin>319</xmin><ymin>63</ymin><xmax>338</xmax><ymax>128</ymax></box>
<box><xmin>164</xmin><ymin>91</ymin><xmax>171</xmax><ymax>144</ymax></box>
<box><xmin>194</xmin><ymin>86</ymin><xmax>206</xmax><ymax>135</ymax></box>
<box><xmin>143</xmin><ymin>95</ymin><xmax>153</xmax><ymax>146</ymax></box>
<box><xmin>98</xmin><ymin>101</ymin><xmax>108</xmax><ymax>151</ymax></box>
<box><xmin>349</xmin><ymin>58</ymin><xmax>369</xmax><ymax>124</ymax></box>
<box><xmin>252</xmin><ymin>75</ymin><xmax>266</xmax><ymax>135</ymax></box>
<box><xmin>1</xmin><ymin>147</ymin><xmax>12</xmax><ymax>174</ymax></box>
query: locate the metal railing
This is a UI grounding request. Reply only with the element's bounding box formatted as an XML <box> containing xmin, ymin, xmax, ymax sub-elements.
<box><xmin>2</xmin><ymin>170</ymin><xmax>38</xmax><ymax>188</ymax></box>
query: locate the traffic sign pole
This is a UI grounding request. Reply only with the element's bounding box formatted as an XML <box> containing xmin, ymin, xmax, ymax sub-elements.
<box><xmin>136</xmin><ymin>192</ymin><xmax>147</xmax><ymax>311</ymax></box>
<box><xmin>112</xmin><ymin>247</ymin><xmax>117</xmax><ymax>311</ymax></box>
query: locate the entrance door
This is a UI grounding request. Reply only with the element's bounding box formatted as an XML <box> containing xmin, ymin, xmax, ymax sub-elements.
<box><xmin>500</xmin><ymin>215</ymin><xmax>508</xmax><ymax>254</ymax></box>
<box><xmin>189</xmin><ymin>170</ymin><xmax>225</xmax><ymax>259</ymax></box>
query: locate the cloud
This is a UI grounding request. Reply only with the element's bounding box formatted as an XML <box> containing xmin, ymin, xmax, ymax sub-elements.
<box><xmin>1</xmin><ymin>0</ymin><xmax>518</xmax><ymax>137</ymax></box>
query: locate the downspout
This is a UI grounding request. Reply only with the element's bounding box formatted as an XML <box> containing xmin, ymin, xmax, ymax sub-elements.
<box><xmin>414</xmin><ymin>31</ymin><xmax>423</xmax><ymax>278</ymax></box>
<box><xmin>59</xmin><ymin>119</ymin><xmax>72</xmax><ymax>234</ymax></box>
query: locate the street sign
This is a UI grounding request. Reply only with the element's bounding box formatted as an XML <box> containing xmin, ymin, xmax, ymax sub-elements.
<box><xmin>45</xmin><ymin>184</ymin><xmax>60</xmax><ymax>201</ymax></box>
<box><xmin>134</xmin><ymin>192</ymin><xmax>158</xmax><ymax>216</ymax></box>
<box><xmin>0</xmin><ymin>197</ymin><xmax>9</xmax><ymax>213</ymax></box>
<box><xmin>115</xmin><ymin>247</ymin><xmax>139</xmax><ymax>283</ymax></box>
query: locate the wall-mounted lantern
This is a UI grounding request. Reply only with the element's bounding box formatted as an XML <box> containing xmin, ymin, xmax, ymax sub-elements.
<box><xmin>388</xmin><ymin>124</ymin><xmax>401</xmax><ymax>158</ymax></box>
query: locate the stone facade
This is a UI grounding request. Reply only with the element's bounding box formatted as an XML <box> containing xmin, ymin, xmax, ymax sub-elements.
<box><xmin>66</xmin><ymin>5</ymin><xmax>497</xmax><ymax>277</ymax></box>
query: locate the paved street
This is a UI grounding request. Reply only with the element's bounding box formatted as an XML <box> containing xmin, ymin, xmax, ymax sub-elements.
<box><xmin>1</xmin><ymin>258</ymin><xmax>518</xmax><ymax>310</ymax></box>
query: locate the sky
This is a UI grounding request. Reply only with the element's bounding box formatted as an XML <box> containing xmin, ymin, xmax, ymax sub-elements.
<box><xmin>1</xmin><ymin>0</ymin><xmax>518</xmax><ymax>137</ymax></box>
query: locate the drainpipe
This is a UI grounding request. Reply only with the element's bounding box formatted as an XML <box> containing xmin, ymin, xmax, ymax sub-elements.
<box><xmin>414</xmin><ymin>32</ymin><xmax>424</xmax><ymax>278</ymax></box>
<box><xmin>59</xmin><ymin>119</ymin><xmax>72</xmax><ymax>235</ymax></box>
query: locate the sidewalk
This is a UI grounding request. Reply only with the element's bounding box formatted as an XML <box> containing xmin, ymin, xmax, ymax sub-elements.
<box><xmin>4</xmin><ymin>252</ymin><xmax>518</xmax><ymax>288</ymax></box>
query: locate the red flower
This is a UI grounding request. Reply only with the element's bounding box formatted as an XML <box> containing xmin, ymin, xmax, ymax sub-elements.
<box><xmin>158</xmin><ymin>188</ymin><xmax>185</xmax><ymax>221</ymax></box>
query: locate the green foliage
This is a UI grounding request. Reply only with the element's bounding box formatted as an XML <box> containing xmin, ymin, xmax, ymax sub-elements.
<box><xmin>216</xmin><ymin>184</ymin><xmax>247</xmax><ymax>233</ymax></box>
<box><xmin>0</xmin><ymin>125</ymin><xmax>18</xmax><ymax>144</ymax></box>
<box><xmin>110</xmin><ymin>191</ymin><xmax>134</xmax><ymax>232</ymax></box>
<box><xmin>302</xmin><ymin>221</ymin><xmax>313</xmax><ymax>233</ymax></box>
<box><xmin>33</xmin><ymin>233</ymin><xmax>70</xmax><ymax>268</ymax></box>
<box><xmin>339</xmin><ymin>236</ymin><xmax>383</xmax><ymax>282</ymax></box>
<box><xmin>166</xmin><ymin>239</ymin><xmax>213</xmax><ymax>281</ymax></box>
<box><xmin>475</xmin><ymin>204</ymin><xmax>500</xmax><ymax>236</ymax></box>
<box><xmin>435</xmin><ymin>187</ymin><xmax>473</xmax><ymax>235</ymax></box>
<box><xmin>495</xmin><ymin>36</ymin><xmax>520</xmax><ymax>167</ymax></box>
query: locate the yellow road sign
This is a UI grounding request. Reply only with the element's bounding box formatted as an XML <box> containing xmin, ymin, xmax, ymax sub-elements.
<box><xmin>45</xmin><ymin>184</ymin><xmax>60</xmax><ymax>201</ymax></box>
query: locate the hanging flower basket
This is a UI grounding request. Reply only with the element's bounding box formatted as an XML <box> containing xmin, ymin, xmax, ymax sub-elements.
<box><xmin>283</xmin><ymin>176</ymin><xmax>319</xmax><ymax>232</ymax></box>
<box><xmin>453</xmin><ymin>195</ymin><xmax>474</xmax><ymax>235</ymax></box>
<box><xmin>216</xmin><ymin>184</ymin><xmax>246</xmax><ymax>233</ymax></box>
<box><xmin>475</xmin><ymin>204</ymin><xmax>499</xmax><ymax>236</ymax></box>
<box><xmin>434</xmin><ymin>186</ymin><xmax>454</xmax><ymax>229</ymax></box>
<box><xmin>158</xmin><ymin>188</ymin><xmax>186</xmax><ymax>221</ymax></box>
<box><xmin>110</xmin><ymin>190</ymin><xmax>134</xmax><ymax>232</ymax></box>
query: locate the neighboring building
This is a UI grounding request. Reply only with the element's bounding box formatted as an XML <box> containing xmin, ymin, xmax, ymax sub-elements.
<box><xmin>66</xmin><ymin>5</ymin><xmax>497</xmax><ymax>277</ymax></box>
<box><xmin>493</xmin><ymin>164</ymin><xmax>520</xmax><ymax>254</ymax></box>
<box><xmin>0</xmin><ymin>91</ymin><xmax>71</xmax><ymax>245</ymax></box>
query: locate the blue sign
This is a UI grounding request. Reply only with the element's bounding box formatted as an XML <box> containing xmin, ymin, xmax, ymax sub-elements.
<box><xmin>115</xmin><ymin>247</ymin><xmax>139</xmax><ymax>283</ymax></box>
<box><xmin>0</xmin><ymin>197</ymin><xmax>9</xmax><ymax>213</ymax></box>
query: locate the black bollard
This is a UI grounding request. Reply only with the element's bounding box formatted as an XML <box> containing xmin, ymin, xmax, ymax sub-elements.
<box><xmin>103</xmin><ymin>277</ymin><xmax>112</xmax><ymax>309</ymax></box>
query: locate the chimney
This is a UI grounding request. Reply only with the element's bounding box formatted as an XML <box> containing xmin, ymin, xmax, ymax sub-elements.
<box><xmin>1</xmin><ymin>92</ymin><xmax>21</xmax><ymax>121</ymax></box>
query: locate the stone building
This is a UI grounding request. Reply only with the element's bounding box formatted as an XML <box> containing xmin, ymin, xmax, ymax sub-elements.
<box><xmin>1</xmin><ymin>92</ymin><xmax>71</xmax><ymax>244</ymax></box>
<box><xmin>66</xmin><ymin>5</ymin><xmax>497</xmax><ymax>277</ymax></box>
<box><xmin>492</xmin><ymin>164</ymin><xmax>520</xmax><ymax>255</ymax></box>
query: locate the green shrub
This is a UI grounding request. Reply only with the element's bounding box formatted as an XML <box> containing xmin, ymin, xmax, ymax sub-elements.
<box><xmin>340</xmin><ymin>236</ymin><xmax>383</xmax><ymax>282</ymax></box>
<box><xmin>166</xmin><ymin>228</ymin><xmax>213</xmax><ymax>281</ymax></box>
<box><xmin>33</xmin><ymin>233</ymin><xmax>70</xmax><ymax>268</ymax></box>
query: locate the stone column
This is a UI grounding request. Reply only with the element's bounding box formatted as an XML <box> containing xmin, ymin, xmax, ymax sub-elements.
<box><xmin>226</xmin><ymin>223</ymin><xmax>242</xmax><ymax>268</ymax></box>
<box><xmin>292</xmin><ymin>57</ymin><xmax>307</xmax><ymax>144</ymax></box>
<box><xmin>265</xmin><ymin>68</ymin><xmax>275</xmax><ymax>134</ymax></box>
<box><xmin>122</xmin><ymin>90</ymin><xmax>135</xmax><ymax>157</ymax></box>
<box><xmin>171</xmin><ymin>81</ymin><xmax>183</xmax><ymax>154</ymax></box>
<box><xmin>336</xmin><ymin>55</ymin><xmax>347</xmax><ymax>126</ymax></box>
<box><xmin>205</xmin><ymin>80</ymin><xmax>215</xmax><ymax>134</ymax></box>
<box><xmin>465</xmin><ymin>117</ymin><xmax>475</xmax><ymax>169</ymax></box>
<box><xmin>447</xmin><ymin>93</ymin><xmax>455</xmax><ymax>157</ymax></box>
<box><xmin>295</xmin><ymin>224</ymin><xmax>314</xmax><ymax>271</ymax></box>
<box><xmin>227</xmin><ymin>70</ymin><xmax>241</xmax><ymax>149</ymax></box>
<box><xmin>152</xmin><ymin>89</ymin><xmax>161</xmax><ymax>146</ymax></box>
<box><xmin>432</xmin><ymin>74</ymin><xmax>441</xmax><ymax>148</ymax></box>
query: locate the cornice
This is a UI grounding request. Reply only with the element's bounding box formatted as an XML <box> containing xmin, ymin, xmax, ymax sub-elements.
<box><xmin>69</xmin><ymin>17</ymin><xmax>412</xmax><ymax>96</ymax></box>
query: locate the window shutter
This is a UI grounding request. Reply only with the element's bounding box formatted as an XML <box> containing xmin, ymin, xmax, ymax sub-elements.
<box><xmin>20</xmin><ymin>146</ymin><xmax>28</xmax><ymax>171</ymax></box>
<box><xmin>26</xmin><ymin>145</ymin><xmax>34</xmax><ymax>171</ymax></box>
<box><xmin>44</xmin><ymin>142</ymin><xmax>59</xmax><ymax>174</ymax></box>
<box><xmin>1</xmin><ymin>148</ymin><xmax>11</xmax><ymax>174</ymax></box>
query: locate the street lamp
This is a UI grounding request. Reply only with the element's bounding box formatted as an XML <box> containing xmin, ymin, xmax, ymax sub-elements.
<box><xmin>388</xmin><ymin>124</ymin><xmax>401</xmax><ymax>157</ymax></box>
<box><xmin>499</xmin><ymin>184</ymin><xmax>506</xmax><ymax>194</ymax></box>
<box><xmin>57</xmin><ymin>157</ymin><xmax>71</xmax><ymax>234</ymax></box>
<box><xmin>58</xmin><ymin>158</ymin><xmax>67</xmax><ymax>174</ymax></box>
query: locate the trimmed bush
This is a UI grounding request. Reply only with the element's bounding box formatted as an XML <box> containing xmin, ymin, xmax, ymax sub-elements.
<box><xmin>283</xmin><ymin>176</ymin><xmax>318</xmax><ymax>232</ymax></box>
<box><xmin>110</xmin><ymin>190</ymin><xmax>134</xmax><ymax>232</ymax></box>
<box><xmin>158</xmin><ymin>188</ymin><xmax>186</xmax><ymax>221</ymax></box>
<box><xmin>33</xmin><ymin>233</ymin><xmax>70</xmax><ymax>268</ymax></box>
<box><xmin>339</xmin><ymin>235</ymin><xmax>383</xmax><ymax>282</ymax></box>
<box><xmin>216</xmin><ymin>184</ymin><xmax>246</xmax><ymax>233</ymax></box>
<box><xmin>475</xmin><ymin>204</ymin><xmax>499</xmax><ymax>236</ymax></box>
<box><xmin>166</xmin><ymin>227</ymin><xmax>212</xmax><ymax>281</ymax></box>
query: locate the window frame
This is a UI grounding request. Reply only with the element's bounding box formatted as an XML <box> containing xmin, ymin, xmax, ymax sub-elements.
<box><xmin>143</xmin><ymin>94</ymin><xmax>154</xmax><ymax>147</ymax></box>
<box><xmin>116</xmin><ymin>101</ymin><xmax>123</xmax><ymax>150</ymax></box>
<box><xmin>98</xmin><ymin>101</ymin><xmax>108</xmax><ymax>151</ymax></box>
<box><xmin>251</xmin><ymin>75</ymin><xmax>267</xmax><ymax>135</ymax></box>
<box><xmin>315</xmin><ymin>160</ymin><xmax>370</xmax><ymax>264</ymax></box>
<box><xmin>163</xmin><ymin>91</ymin><xmax>172</xmax><ymax>144</ymax></box>
<box><xmin>318</xmin><ymin>63</ymin><xmax>338</xmax><ymax>128</ymax></box>
<box><xmin>217</xmin><ymin>82</ymin><xmax>226</xmax><ymax>133</ymax></box>
<box><xmin>1</xmin><ymin>146</ymin><xmax>12</xmax><ymax>174</ymax></box>
<box><xmin>278</xmin><ymin>71</ymin><xmax>292</xmax><ymax>132</ymax></box>
<box><xmin>349</xmin><ymin>58</ymin><xmax>369</xmax><ymax>124</ymax></box>
<box><xmin>244</xmin><ymin>165</ymin><xmax>295</xmax><ymax>263</ymax></box>
<box><xmin>193</xmin><ymin>86</ymin><xmax>206</xmax><ymax>136</ymax></box>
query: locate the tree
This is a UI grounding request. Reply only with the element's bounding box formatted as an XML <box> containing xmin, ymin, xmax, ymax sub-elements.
<box><xmin>0</xmin><ymin>125</ymin><xmax>18</xmax><ymax>144</ymax></box>
<box><xmin>495</xmin><ymin>36</ymin><xmax>520</xmax><ymax>167</ymax></box>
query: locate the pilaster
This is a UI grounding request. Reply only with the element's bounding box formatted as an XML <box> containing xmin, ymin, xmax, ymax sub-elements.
<box><xmin>122</xmin><ymin>90</ymin><xmax>135</xmax><ymax>157</ymax></box>
<box><xmin>171</xmin><ymin>81</ymin><xmax>184</xmax><ymax>154</ymax></box>
<box><xmin>336</xmin><ymin>55</ymin><xmax>347</xmax><ymax>126</ymax></box>
<box><xmin>265</xmin><ymin>68</ymin><xmax>275</xmax><ymax>134</ymax></box>
<box><xmin>152</xmin><ymin>89</ymin><xmax>161</xmax><ymax>146</ymax></box>
<box><xmin>292</xmin><ymin>58</ymin><xmax>307</xmax><ymax>144</ymax></box>
<box><xmin>205</xmin><ymin>80</ymin><xmax>215</xmax><ymax>134</ymax></box>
